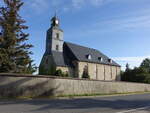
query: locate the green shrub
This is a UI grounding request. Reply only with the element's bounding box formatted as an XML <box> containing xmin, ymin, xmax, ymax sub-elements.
<box><xmin>55</xmin><ymin>69</ymin><xmax>69</xmax><ymax>77</ymax></box>
<box><xmin>55</xmin><ymin>69</ymin><xmax>63</xmax><ymax>76</ymax></box>
<box><xmin>144</xmin><ymin>74</ymin><xmax>150</xmax><ymax>84</ymax></box>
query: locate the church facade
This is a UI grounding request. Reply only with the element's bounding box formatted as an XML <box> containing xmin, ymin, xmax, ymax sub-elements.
<box><xmin>39</xmin><ymin>16</ymin><xmax>121</xmax><ymax>81</ymax></box>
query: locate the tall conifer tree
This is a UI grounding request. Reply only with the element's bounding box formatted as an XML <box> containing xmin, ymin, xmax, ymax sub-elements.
<box><xmin>0</xmin><ymin>0</ymin><xmax>36</xmax><ymax>73</ymax></box>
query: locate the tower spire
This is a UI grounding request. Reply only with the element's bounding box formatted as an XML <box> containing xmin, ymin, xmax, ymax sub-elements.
<box><xmin>54</xmin><ymin>9</ymin><xmax>57</xmax><ymax>18</ymax></box>
<box><xmin>51</xmin><ymin>10</ymin><xmax>59</xmax><ymax>27</ymax></box>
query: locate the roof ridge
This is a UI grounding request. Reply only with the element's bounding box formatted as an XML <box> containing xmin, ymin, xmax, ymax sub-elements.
<box><xmin>65</xmin><ymin>41</ymin><xmax>98</xmax><ymax>51</ymax></box>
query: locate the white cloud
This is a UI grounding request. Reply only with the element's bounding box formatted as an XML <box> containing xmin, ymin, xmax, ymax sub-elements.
<box><xmin>72</xmin><ymin>0</ymin><xmax>128</xmax><ymax>8</ymax></box>
<box><xmin>71</xmin><ymin>0</ymin><xmax>106</xmax><ymax>8</ymax></box>
<box><xmin>71</xmin><ymin>0</ymin><xmax>114</xmax><ymax>9</ymax></box>
<box><xmin>72</xmin><ymin>0</ymin><xmax>85</xmax><ymax>9</ymax></box>
<box><xmin>24</xmin><ymin>0</ymin><xmax>49</xmax><ymax>13</ymax></box>
<box><xmin>23</xmin><ymin>0</ymin><xmax>71</xmax><ymax>14</ymax></box>
<box><xmin>113</xmin><ymin>55</ymin><xmax>150</xmax><ymax>70</ymax></box>
<box><xmin>110</xmin><ymin>15</ymin><xmax>150</xmax><ymax>29</ymax></box>
<box><xmin>71</xmin><ymin>0</ymin><xmax>121</xmax><ymax>8</ymax></box>
<box><xmin>90</xmin><ymin>0</ymin><xmax>104</xmax><ymax>6</ymax></box>
<box><xmin>88</xmin><ymin>13</ymin><xmax>150</xmax><ymax>34</ymax></box>
<box><xmin>22</xmin><ymin>0</ymin><xmax>125</xmax><ymax>14</ymax></box>
<box><xmin>2</xmin><ymin>0</ymin><xmax>147</xmax><ymax>14</ymax></box>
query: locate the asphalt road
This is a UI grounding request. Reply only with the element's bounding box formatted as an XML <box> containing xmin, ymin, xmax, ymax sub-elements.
<box><xmin>0</xmin><ymin>93</ymin><xmax>150</xmax><ymax>113</ymax></box>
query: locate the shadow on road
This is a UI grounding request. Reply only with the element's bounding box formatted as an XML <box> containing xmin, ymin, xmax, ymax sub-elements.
<box><xmin>0</xmin><ymin>94</ymin><xmax>150</xmax><ymax>112</ymax></box>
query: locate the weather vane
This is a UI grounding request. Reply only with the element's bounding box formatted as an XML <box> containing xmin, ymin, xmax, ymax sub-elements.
<box><xmin>54</xmin><ymin>7</ymin><xmax>58</xmax><ymax>17</ymax></box>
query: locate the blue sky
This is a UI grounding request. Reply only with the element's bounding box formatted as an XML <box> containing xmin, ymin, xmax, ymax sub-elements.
<box><xmin>1</xmin><ymin>0</ymin><xmax>150</xmax><ymax>70</ymax></box>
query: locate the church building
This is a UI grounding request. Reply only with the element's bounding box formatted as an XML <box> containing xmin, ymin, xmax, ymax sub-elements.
<box><xmin>39</xmin><ymin>16</ymin><xmax>121</xmax><ymax>81</ymax></box>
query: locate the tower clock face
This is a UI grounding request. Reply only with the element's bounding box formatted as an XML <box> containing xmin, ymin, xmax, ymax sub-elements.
<box><xmin>55</xmin><ymin>20</ymin><xmax>59</xmax><ymax>25</ymax></box>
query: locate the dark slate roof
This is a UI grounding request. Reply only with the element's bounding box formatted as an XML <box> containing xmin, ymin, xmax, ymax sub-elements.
<box><xmin>51</xmin><ymin>51</ymin><xmax>68</xmax><ymax>67</ymax></box>
<box><xmin>64</xmin><ymin>42</ymin><xmax>120</xmax><ymax>67</ymax></box>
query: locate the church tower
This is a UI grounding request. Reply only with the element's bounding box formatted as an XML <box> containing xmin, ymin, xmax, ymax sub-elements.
<box><xmin>45</xmin><ymin>15</ymin><xmax>64</xmax><ymax>54</ymax></box>
<box><xmin>39</xmin><ymin>15</ymin><xmax>65</xmax><ymax>75</ymax></box>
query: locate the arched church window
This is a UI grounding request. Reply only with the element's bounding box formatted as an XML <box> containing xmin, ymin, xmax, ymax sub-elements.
<box><xmin>56</xmin><ymin>45</ymin><xmax>59</xmax><ymax>51</ymax></box>
<box><xmin>46</xmin><ymin>58</ymin><xmax>48</xmax><ymax>64</ymax></box>
<box><xmin>82</xmin><ymin>65</ymin><xmax>89</xmax><ymax>78</ymax></box>
<box><xmin>56</xmin><ymin>33</ymin><xmax>59</xmax><ymax>39</ymax></box>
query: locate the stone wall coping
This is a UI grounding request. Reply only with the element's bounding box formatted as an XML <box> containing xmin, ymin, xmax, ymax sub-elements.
<box><xmin>0</xmin><ymin>73</ymin><xmax>149</xmax><ymax>85</ymax></box>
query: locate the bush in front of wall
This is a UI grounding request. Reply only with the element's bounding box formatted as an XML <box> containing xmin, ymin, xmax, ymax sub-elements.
<box><xmin>55</xmin><ymin>69</ymin><xmax>63</xmax><ymax>76</ymax></box>
<box><xmin>55</xmin><ymin>69</ymin><xmax>69</xmax><ymax>77</ymax></box>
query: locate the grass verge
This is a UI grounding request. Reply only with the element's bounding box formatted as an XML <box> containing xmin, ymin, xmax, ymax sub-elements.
<box><xmin>1</xmin><ymin>91</ymin><xmax>150</xmax><ymax>100</ymax></box>
<box><xmin>56</xmin><ymin>91</ymin><xmax>150</xmax><ymax>99</ymax></box>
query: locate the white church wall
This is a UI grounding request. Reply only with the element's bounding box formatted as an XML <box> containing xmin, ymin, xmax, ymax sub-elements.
<box><xmin>112</xmin><ymin>66</ymin><xmax>117</xmax><ymax>81</ymax></box>
<box><xmin>104</xmin><ymin>65</ymin><xmax>112</xmax><ymax>81</ymax></box>
<box><xmin>77</xmin><ymin>61</ymin><xmax>120</xmax><ymax>81</ymax></box>
<box><xmin>97</xmin><ymin>64</ymin><xmax>105</xmax><ymax>80</ymax></box>
<box><xmin>88</xmin><ymin>63</ymin><xmax>97</xmax><ymax>79</ymax></box>
<box><xmin>78</xmin><ymin>62</ymin><xmax>88</xmax><ymax>78</ymax></box>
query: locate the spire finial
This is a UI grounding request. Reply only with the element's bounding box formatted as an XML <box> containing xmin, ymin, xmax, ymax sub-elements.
<box><xmin>54</xmin><ymin>10</ymin><xmax>56</xmax><ymax>17</ymax></box>
<box><xmin>51</xmin><ymin>9</ymin><xmax>59</xmax><ymax>27</ymax></box>
<box><xmin>54</xmin><ymin>8</ymin><xmax>58</xmax><ymax>18</ymax></box>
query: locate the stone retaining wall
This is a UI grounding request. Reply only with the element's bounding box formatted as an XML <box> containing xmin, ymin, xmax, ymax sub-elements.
<box><xmin>0</xmin><ymin>73</ymin><xmax>150</xmax><ymax>97</ymax></box>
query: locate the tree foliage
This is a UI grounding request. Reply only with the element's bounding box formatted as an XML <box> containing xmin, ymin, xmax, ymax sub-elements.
<box><xmin>121</xmin><ymin>58</ymin><xmax>150</xmax><ymax>84</ymax></box>
<box><xmin>140</xmin><ymin>58</ymin><xmax>150</xmax><ymax>73</ymax></box>
<box><xmin>0</xmin><ymin>0</ymin><xmax>36</xmax><ymax>74</ymax></box>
